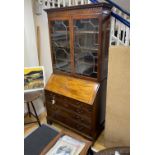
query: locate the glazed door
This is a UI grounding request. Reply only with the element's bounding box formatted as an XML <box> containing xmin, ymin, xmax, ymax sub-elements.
<box><xmin>50</xmin><ymin>20</ymin><xmax>71</xmax><ymax>73</ymax></box>
<box><xmin>73</xmin><ymin>17</ymin><xmax>99</xmax><ymax>79</ymax></box>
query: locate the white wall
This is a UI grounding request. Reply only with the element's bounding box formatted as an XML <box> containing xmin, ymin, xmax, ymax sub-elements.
<box><xmin>33</xmin><ymin>2</ymin><xmax>53</xmax><ymax>82</ymax></box>
<box><xmin>24</xmin><ymin>0</ymin><xmax>52</xmax><ymax>81</ymax></box>
<box><xmin>24</xmin><ymin>0</ymin><xmax>38</xmax><ymax>67</ymax></box>
<box><xmin>99</xmin><ymin>0</ymin><xmax>130</xmax><ymax>12</ymax></box>
<box><xmin>24</xmin><ymin>0</ymin><xmax>45</xmax><ymax>115</ymax></box>
<box><xmin>112</xmin><ymin>0</ymin><xmax>130</xmax><ymax>12</ymax></box>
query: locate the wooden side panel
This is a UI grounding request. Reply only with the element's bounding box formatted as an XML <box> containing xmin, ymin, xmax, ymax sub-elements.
<box><xmin>45</xmin><ymin>74</ymin><xmax>99</xmax><ymax>105</ymax></box>
<box><xmin>99</xmin><ymin>14</ymin><xmax>111</xmax><ymax>81</ymax></box>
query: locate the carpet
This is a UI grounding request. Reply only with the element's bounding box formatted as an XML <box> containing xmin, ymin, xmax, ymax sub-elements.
<box><xmin>24</xmin><ymin>124</ymin><xmax>59</xmax><ymax>155</ymax></box>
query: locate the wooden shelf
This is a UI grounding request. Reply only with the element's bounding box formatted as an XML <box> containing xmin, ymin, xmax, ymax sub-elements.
<box><xmin>76</xmin><ymin>63</ymin><xmax>93</xmax><ymax>74</ymax></box>
<box><xmin>75</xmin><ymin>46</ymin><xmax>98</xmax><ymax>51</ymax></box>
<box><xmin>55</xmin><ymin>61</ymin><xmax>69</xmax><ymax>68</ymax></box>
<box><xmin>56</xmin><ymin>58</ymin><xmax>70</xmax><ymax>62</ymax></box>
<box><xmin>77</xmin><ymin>61</ymin><xmax>97</xmax><ymax>66</ymax></box>
<box><xmin>75</xmin><ymin>30</ymin><xmax>99</xmax><ymax>34</ymax></box>
<box><xmin>52</xmin><ymin>30</ymin><xmax>98</xmax><ymax>34</ymax></box>
<box><xmin>52</xmin><ymin>31</ymin><xmax>69</xmax><ymax>34</ymax></box>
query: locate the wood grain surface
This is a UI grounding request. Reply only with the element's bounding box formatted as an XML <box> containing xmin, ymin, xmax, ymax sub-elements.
<box><xmin>45</xmin><ymin>74</ymin><xmax>99</xmax><ymax>105</ymax></box>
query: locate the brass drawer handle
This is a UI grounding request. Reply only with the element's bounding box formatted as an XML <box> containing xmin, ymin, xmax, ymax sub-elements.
<box><xmin>88</xmin><ymin>108</ymin><xmax>93</xmax><ymax>112</ymax></box>
<box><xmin>74</xmin><ymin>115</ymin><xmax>84</xmax><ymax>123</ymax></box>
<box><xmin>76</xmin><ymin>124</ymin><xmax>84</xmax><ymax>130</ymax></box>
<box><xmin>76</xmin><ymin>102</ymin><xmax>80</xmax><ymax>105</ymax></box>
<box><xmin>80</xmin><ymin>118</ymin><xmax>84</xmax><ymax>122</ymax></box>
<box><xmin>64</xmin><ymin>104</ymin><xmax>68</xmax><ymax>107</ymax></box>
<box><xmin>74</xmin><ymin>115</ymin><xmax>80</xmax><ymax>119</ymax></box>
<box><xmin>76</xmin><ymin>109</ymin><xmax>82</xmax><ymax>114</ymax></box>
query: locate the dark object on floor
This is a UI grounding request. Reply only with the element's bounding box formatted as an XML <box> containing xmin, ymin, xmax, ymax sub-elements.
<box><xmin>24</xmin><ymin>91</ymin><xmax>42</xmax><ymax>126</ymax></box>
<box><xmin>94</xmin><ymin>146</ymin><xmax>130</xmax><ymax>155</ymax></box>
<box><xmin>24</xmin><ymin>124</ymin><xmax>59</xmax><ymax>155</ymax></box>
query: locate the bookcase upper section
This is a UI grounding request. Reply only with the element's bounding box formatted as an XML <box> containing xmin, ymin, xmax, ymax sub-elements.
<box><xmin>45</xmin><ymin>3</ymin><xmax>112</xmax><ymax>82</ymax></box>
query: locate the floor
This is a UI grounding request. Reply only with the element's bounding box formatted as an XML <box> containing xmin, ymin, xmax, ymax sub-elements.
<box><xmin>24</xmin><ymin>111</ymin><xmax>106</xmax><ymax>152</ymax></box>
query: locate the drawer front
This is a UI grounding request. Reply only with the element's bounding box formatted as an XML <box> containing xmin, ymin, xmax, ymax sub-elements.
<box><xmin>45</xmin><ymin>90</ymin><xmax>93</xmax><ymax>118</ymax></box>
<box><xmin>49</xmin><ymin>111</ymin><xmax>92</xmax><ymax>136</ymax></box>
<box><xmin>46</xmin><ymin>103</ymin><xmax>91</xmax><ymax>128</ymax></box>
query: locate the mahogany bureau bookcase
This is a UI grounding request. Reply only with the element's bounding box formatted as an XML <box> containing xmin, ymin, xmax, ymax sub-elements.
<box><xmin>44</xmin><ymin>3</ymin><xmax>112</xmax><ymax>141</ymax></box>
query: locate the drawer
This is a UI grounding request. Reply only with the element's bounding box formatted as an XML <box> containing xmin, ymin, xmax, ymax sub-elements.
<box><xmin>50</xmin><ymin>112</ymin><xmax>92</xmax><ymax>136</ymax></box>
<box><xmin>46</xmin><ymin>103</ymin><xmax>91</xmax><ymax>128</ymax></box>
<box><xmin>45</xmin><ymin>90</ymin><xmax>93</xmax><ymax>109</ymax></box>
<box><xmin>45</xmin><ymin>92</ymin><xmax>93</xmax><ymax>118</ymax></box>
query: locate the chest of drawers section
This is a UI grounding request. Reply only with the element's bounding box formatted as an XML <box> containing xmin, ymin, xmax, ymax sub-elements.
<box><xmin>45</xmin><ymin>90</ymin><xmax>95</xmax><ymax>139</ymax></box>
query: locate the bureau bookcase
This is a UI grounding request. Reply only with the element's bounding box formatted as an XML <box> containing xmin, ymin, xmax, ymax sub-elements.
<box><xmin>44</xmin><ymin>3</ymin><xmax>112</xmax><ymax>141</ymax></box>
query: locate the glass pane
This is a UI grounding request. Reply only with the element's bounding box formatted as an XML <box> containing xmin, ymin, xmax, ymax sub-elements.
<box><xmin>74</xmin><ymin>18</ymin><xmax>99</xmax><ymax>78</ymax></box>
<box><xmin>50</xmin><ymin>20</ymin><xmax>71</xmax><ymax>73</ymax></box>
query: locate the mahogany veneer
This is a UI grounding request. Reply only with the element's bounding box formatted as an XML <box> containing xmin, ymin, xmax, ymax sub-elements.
<box><xmin>44</xmin><ymin>3</ymin><xmax>112</xmax><ymax>141</ymax></box>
